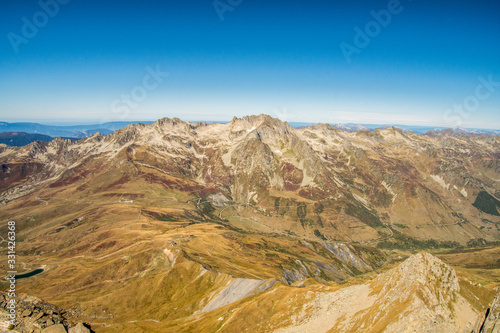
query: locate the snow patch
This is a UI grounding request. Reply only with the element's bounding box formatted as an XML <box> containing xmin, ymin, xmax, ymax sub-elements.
<box><xmin>352</xmin><ymin>193</ymin><xmax>369</xmax><ymax>208</ymax></box>
<box><xmin>430</xmin><ymin>175</ymin><xmax>450</xmax><ymax>190</ymax></box>
<box><xmin>300</xmin><ymin>168</ymin><xmax>315</xmax><ymax>187</ymax></box>
<box><xmin>222</xmin><ymin>149</ymin><xmax>233</xmax><ymax>166</ymax></box>
<box><xmin>248</xmin><ymin>191</ymin><xmax>257</xmax><ymax>203</ymax></box>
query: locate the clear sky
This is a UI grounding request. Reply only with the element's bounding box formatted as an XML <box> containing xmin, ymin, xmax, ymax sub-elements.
<box><xmin>1</xmin><ymin>0</ymin><xmax>499</xmax><ymax>129</ymax></box>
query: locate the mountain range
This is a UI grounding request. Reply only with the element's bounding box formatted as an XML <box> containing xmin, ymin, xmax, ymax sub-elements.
<box><xmin>0</xmin><ymin>120</ymin><xmax>498</xmax><ymax>144</ymax></box>
<box><xmin>0</xmin><ymin>114</ymin><xmax>499</xmax><ymax>332</ymax></box>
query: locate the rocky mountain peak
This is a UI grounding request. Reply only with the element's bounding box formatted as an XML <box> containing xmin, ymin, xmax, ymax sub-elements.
<box><xmin>230</xmin><ymin>114</ymin><xmax>290</xmax><ymax>131</ymax></box>
<box><xmin>358</xmin><ymin>251</ymin><xmax>469</xmax><ymax>333</ymax></box>
<box><xmin>26</xmin><ymin>140</ymin><xmax>48</xmax><ymax>156</ymax></box>
<box><xmin>375</xmin><ymin>252</ymin><xmax>459</xmax><ymax>300</ymax></box>
<box><xmin>312</xmin><ymin>122</ymin><xmax>339</xmax><ymax>132</ymax></box>
<box><xmin>85</xmin><ymin>132</ymin><xmax>104</xmax><ymax>142</ymax></box>
<box><xmin>333</xmin><ymin>123</ymin><xmax>370</xmax><ymax>133</ymax></box>
<box><xmin>153</xmin><ymin>117</ymin><xmax>207</xmax><ymax>133</ymax></box>
<box><xmin>153</xmin><ymin>117</ymin><xmax>183</xmax><ymax>131</ymax></box>
<box><xmin>154</xmin><ymin>117</ymin><xmax>185</xmax><ymax>127</ymax></box>
<box><xmin>105</xmin><ymin>123</ymin><xmax>140</xmax><ymax>145</ymax></box>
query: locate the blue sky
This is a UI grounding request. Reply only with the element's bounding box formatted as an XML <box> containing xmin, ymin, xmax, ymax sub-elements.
<box><xmin>0</xmin><ymin>0</ymin><xmax>499</xmax><ymax>129</ymax></box>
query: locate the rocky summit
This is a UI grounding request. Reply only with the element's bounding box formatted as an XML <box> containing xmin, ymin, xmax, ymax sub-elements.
<box><xmin>0</xmin><ymin>115</ymin><xmax>499</xmax><ymax>332</ymax></box>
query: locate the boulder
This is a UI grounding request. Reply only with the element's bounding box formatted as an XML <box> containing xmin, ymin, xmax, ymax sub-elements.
<box><xmin>42</xmin><ymin>324</ymin><xmax>67</xmax><ymax>333</ymax></box>
<box><xmin>68</xmin><ymin>322</ymin><xmax>91</xmax><ymax>333</ymax></box>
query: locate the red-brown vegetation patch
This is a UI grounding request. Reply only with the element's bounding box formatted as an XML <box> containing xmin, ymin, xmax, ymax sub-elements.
<box><xmin>0</xmin><ymin>162</ymin><xmax>45</xmax><ymax>189</ymax></box>
<box><xmin>298</xmin><ymin>187</ymin><xmax>326</xmax><ymax>201</ymax></box>
<box><xmin>281</xmin><ymin>162</ymin><xmax>303</xmax><ymax>191</ymax></box>
<box><xmin>106</xmin><ymin>175</ymin><xmax>131</xmax><ymax>189</ymax></box>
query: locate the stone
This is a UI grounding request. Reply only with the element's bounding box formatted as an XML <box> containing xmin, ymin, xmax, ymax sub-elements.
<box><xmin>41</xmin><ymin>324</ymin><xmax>67</xmax><ymax>333</ymax></box>
<box><xmin>33</xmin><ymin>312</ymin><xmax>44</xmax><ymax>321</ymax></box>
<box><xmin>68</xmin><ymin>322</ymin><xmax>91</xmax><ymax>333</ymax></box>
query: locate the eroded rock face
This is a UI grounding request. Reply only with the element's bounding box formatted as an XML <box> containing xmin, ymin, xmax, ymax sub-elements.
<box><xmin>0</xmin><ymin>292</ymin><xmax>92</xmax><ymax>333</ymax></box>
<box><xmin>279</xmin><ymin>243</ymin><xmax>381</xmax><ymax>284</ymax></box>
<box><xmin>472</xmin><ymin>292</ymin><xmax>500</xmax><ymax>333</ymax></box>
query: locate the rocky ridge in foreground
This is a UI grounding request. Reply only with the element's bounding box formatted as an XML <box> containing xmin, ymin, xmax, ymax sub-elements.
<box><xmin>0</xmin><ymin>292</ymin><xmax>93</xmax><ymax>333</ymax></box>
<box><xmin>275</xmin><ymin>252</ymin><xmax>497</xmax><ymax>333</ymax></box>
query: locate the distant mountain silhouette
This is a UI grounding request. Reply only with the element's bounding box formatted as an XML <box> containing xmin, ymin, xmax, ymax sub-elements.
<box><xmin>0</xmin><ymin>121</ymin><xmax>156</xmax><ymax>139</ymax></box>
<box><xmin>0</xmin><ymin>132</ymin><xmax>64</xmax><ymax>146</ymax></box>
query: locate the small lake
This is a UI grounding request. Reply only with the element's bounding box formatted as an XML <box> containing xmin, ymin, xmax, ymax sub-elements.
<box><xmin>14</xmin><ymin>268</ymin><xmax>44</xmax><ymax>280</ymax></box>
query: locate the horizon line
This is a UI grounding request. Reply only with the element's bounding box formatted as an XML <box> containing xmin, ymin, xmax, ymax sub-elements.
<box><xmin>1</xmin><ymin>116</ymin><xmax>499</xmax><ymax>132</ymax></box>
